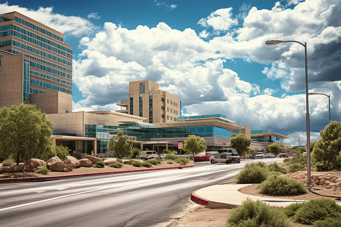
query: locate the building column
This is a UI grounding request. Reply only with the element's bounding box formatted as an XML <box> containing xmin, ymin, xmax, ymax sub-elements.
<box><xmin>93</xmin><ymin>139</ymin><xmax>97</xmax><ymax>155</ymax></box>
<box><xmin>141</xmin><ymin>143</ymin><xmax>143</xmax><ymax>149</ymax></box>
<box><xmin>166</xmin><ymin>143</ymin><xmax>168</xmax><ymax>150</ymax></box>
<box><xmin>52</xmin><ymin>137</ymin><xmax>57</xmax><ymax>147</ymax></box>
<box><xmin>153</xmin><ymin>144</ymin><xmax>154</xmax><ymax>150</ymax></box>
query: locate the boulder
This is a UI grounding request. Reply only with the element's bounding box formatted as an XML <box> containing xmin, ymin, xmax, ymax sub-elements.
<box><xmin>123</xmin><ymin>160</ymin><xmax>134</xmax><ymax>165</ymax></box>
<box><xmin>63</xmin><ymin>168</ymin><xmax>71</xmax><ymax>172</ymax></box>
<box><xmin>24</xmin><ymin>159</ymin><xmax>46</xmax><ymax>172</ymax></box>
<box><xmin>1</xmin><ymin>166</ymin><xmax>13</xmax><ymax>173</ymax></box>
<box><xmin>64</xmin><ymin>156</ymin><xmax>81</xmax><ymax>169</ymax></box>
<box><xmin>104</xmin><ymin>160</ymin><xmax>116</xmax><ymax>165</ymax></box>
<box><xmin>85</xmin><ymin>155</ymin><xmax>102</xmax><ymax>164</ymax></box>
<box><xmin>79</xmin><ymin>159</ymin><xmax>93</xmax><ymax>167</ymax></box>
<box><xmin>13</xmin><ymin>164</ymin><xmax>25</xmax><ymax>172</ymax></box>
<box><xmin>46</xmin><ymin>156</ymin><xmax>65</xmax><ymax>172</ymax></box>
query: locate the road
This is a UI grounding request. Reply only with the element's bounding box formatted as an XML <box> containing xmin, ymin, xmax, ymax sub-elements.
<box><xmin>0</xmin><ymin>158</ymin><xmax>283</xmax><ymax>227</ymax></box>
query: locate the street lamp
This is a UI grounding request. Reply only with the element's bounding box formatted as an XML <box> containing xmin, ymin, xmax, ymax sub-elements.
<box><xmin>266</xmin><ymin>39</ymin><xmax>312</xmax><ymax>185</ymax></box>
<box><xmin>308</xmin><ymin>92</ymin><xmax>331</xmax><ymax>122</ymax></box>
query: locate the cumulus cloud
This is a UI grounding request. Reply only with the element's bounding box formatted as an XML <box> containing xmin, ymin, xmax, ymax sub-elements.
<box><xmin>199</xmin><ymin>30</ymin><xmax>209</xmax><ymax>38</ymax></box>
<box><xmin>0</xmin><ymin>2</ymin><xmax>95</xmax><ymax>36</ymax></box>
<box><xmin>87</xmin><ymin>12</ymin><xmax>101</xmax><ymax>19</ymax></box>
<box><xmin>198</xmin><ymin>8</ymin><xmax>238</xmax><ymax>30</ymax></box>
<box><xmin>154</xmin><ymin>0</ymin><xmax>177</xmax><ymax>10</ymax></box>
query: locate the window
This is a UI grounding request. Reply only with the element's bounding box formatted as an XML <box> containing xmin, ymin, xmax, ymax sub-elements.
<box><xmin>171</xmin><ymin>116</ymin><xmax>173</xmax><ymax>120</ymax></box>
<box><xmin>161</xmin><ymin>114</ymin><xmax>164</xmax><ymax>118</ymax></box>
<box><xmin>167</xmin><ymin>99</ymin><xmax>169</xmax><ymax>104</ymax></box>
<box><xmin>171</xmin><ymin>109</ymin><xmax>172</xmax><ymax>113</ymax></box>
<box><xmin>167</xmin><ymin>107</ymin><xmax>169</xmax><ymax>112</ymax></box>
<box><xmin>174</xmin><ymin>117</ymin><xmax>176</xmax><ymax>121</ymax></box>
<box><xmin>171</xmin><ymin>100</ymin><xmax>172</xmax><ymax>105</ymax></box>
<box><xmin>167</xmin><ymin>115</ymin><xmax>169</xmax><ymax>120</ymax></box>
<box><xmin>161</xmin><ymin>106</ymin><xmax>165</xmax><ymax>110</ymax></box>
<box><xmin>161</xmin><ymin>97</ymin><xmax>165</xmax><ymax>102</ymax></box>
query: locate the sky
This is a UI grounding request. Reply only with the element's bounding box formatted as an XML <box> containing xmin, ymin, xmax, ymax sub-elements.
<box><xmin>0</xmin><ymin>0</ymin><xmax>340</xmax><ymax>147</ymax></box>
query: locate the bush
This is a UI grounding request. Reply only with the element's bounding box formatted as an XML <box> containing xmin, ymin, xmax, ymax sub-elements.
<box><xmin>283</xmin><ymin>158</ymin><xmax>291</xmax><ymax>163</ymax></box>
<box><xmin>284</xmin><ymin>202</ymin><xmax>305</xmax><ymax>217</ymax></box>
<box><xmin>293</xmin><ymin>199</ymin><xmax>341</xmax><ymax>225</ymax></box>
<box><xmin>227</xmin><ymin>199</ymin><xmax>292</xmax><ymax>227</ymax></box>
<box><xmin>109</xmin><ymin>162</ymin><xmax>123</xmax><ymax>168</ymax></box>
<box><xmin>2</xmin><ymin>157</ymin><xmax>15</xmax><ymax>166</ymax></box>
<box><xmin>116</xmin><ymin>158</ymin><xmax>123</xmax><ymax>163</ymax></box>
<box><xmin>167</xmin><ymin>161</ymin><xmax>173</xmax><ymax>164</ymax></box>
<box><xmin>313</xmin><ymin>217</ymin><xmax>341</xmax><ymax>227</ymax></box>
<box><xmin>174</xmin><ymin>157</ymin><xmax>190</xmax><ymax>165</ymax></box>
<box><xmin>54</xmin><ymin>145</ymin><xmax>70</xmax><ymax>161</ymax></box>
<box><xmin>267</xmin><ymin>162</ymin><xmax>287</xmax><ymax>174</ymax></box>
<box><xmin>249</xmin><ymin>161</ymin><xmax>267</xmax><ymax>169</ymax></box>
<box><xmin>164</xmin><ymin>154</ymin><xmax>178</xmax><ymax>161</ymax></box>
<box><xmin>236</xmin><ymin>164</ymin><xmax>268</xmax><ymax>184</ymax></box>
<box><xmin>149</xmin><ymin>160</ymin><xmax>159</xmax><ymax>165</ymax></box>
<box><xmin>268</xmin><ymin>171</ymin><xmax>282</xmax><ymax>178</ymax></box>
<box><xmin>291</xmin><ymin>157</ymin><xmax>307</xmax><ymax>166</ymax></box>
<box><xmin>288</xmin><ymin>164</ymin><xmax>306</xmax><ymax>173</ymax></box>
<box><xmin>142</xmin><ymin>162</ymin><xmax>152</xmax><ymax>168</ymax></box>
<box><xmin>34</xmin><ymin>167</ymin><xmax>51</xmax><ymax>175</ymax></box>
<box><xmin>72</xmin><ymin>152</ymin><xmax>82</xmax><ymax>160</ymax></box>
<box><xmin>257</xmin><ymin>175</ymin><xmax>307</xmax><ymax>196</ymax></box>
<box><xmin>131</xmin><ymin>161</ymin><xmax>142</xmax><ymax>167</ymax></box>
<box><xmin>314</xmin><ymin>162</ymin><xmax>332</xmax><ymax>172</ymax></box>
<box><xmin>93</xmin><ymin>161</ymin><xmax>105</xmax><ymax>168</ymax></box>
<box><xmin>155</xmin><ymin>158</ymin><xmax>162</xmax><ymax>164</ymax></box>
<box><xmin>132</xmin><ymin>147</ymin><xmax>141</xmax><ymax>158</ymax></box>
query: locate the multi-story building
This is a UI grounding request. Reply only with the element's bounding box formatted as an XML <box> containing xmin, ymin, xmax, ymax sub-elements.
<box><xmin>117</xmin><ymin>80</ymin><xmax>181</xmax><ymax>123</ymax></box>
<box><xmin>0</xmin><ymin>11</ymin><xmax>73</xmax><ymax>113</ymax></box>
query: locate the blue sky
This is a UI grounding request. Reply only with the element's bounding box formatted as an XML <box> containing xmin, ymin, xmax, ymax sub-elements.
<box><xmin>1</xmin><ymin>0</ymin><xmax>340</xmax><ymax>146</ymax></box>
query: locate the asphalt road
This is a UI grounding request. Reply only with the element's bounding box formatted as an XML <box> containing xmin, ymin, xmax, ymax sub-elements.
<box><xmin>0</xmin><ymin>158</ymin><xmax>283</xmax><ymax>227</ymax></box>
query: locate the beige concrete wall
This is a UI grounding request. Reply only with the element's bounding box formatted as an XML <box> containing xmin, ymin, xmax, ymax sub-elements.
<box><xmin>58</xmin><ymin>91</ymin><xmax>72</xmax><ymax>113</ymax></box>
<box><xmin>164</xmin><ymin>91</ymin><xmax>180</xmax><ymax>123</ymax></box>
<box><xmin>29</xmin><ymin>91</ymin><xmax>72</xmax><ymax>114</ymax></box>
<box><xmin>0</xmin><ymin>54</ymin><xmax>23</xmax><ymax>107</ymax></box>
<box><xmin>47</xmin><ymin>112</ymin><xmax>84</xmax><ymax>136</ymax></box>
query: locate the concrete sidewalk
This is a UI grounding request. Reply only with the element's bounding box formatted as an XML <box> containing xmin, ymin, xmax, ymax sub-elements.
<box><xmin>191</xmin><ymin>184</ymin><xmax>308</xmax><ymax>208</ymax></box>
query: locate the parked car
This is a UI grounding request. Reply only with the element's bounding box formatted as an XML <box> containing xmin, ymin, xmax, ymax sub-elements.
<box><xmin>278</xmin><ymin>153</ymin><xmax>289</xmax><ymax>158</ymax></box>
<box><xmin>194</xmin><ymin>152</ymin><xmax>212</xmax><ymax>162</ymax></box>
<box><xmin>255</xmin><ymin>152</ymin><xmax>265</xmax><ymax>159</ymax></box>
<box><xmin>208</xmin><ymin>148</ymin><xmax>241</xmax><ymax>164</ymax></box>
<box><xmin>159</xmin><ymin>154</ymin><xmax>166</xmax><ymax>159</ymax></box>
<box><xmin>139</xmin><ymin>151</ymin><xmax>159</xmax><ymax>160</ymax></box>
<box><xmin>265</xmin><ymin>153</ymin><xmax>275</xmax><ymax>158</ymax></box>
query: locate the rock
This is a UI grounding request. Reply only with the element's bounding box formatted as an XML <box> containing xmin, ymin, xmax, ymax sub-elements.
<box><xmin>319</xmin><ymin>180</ymin><xmax>325</xmax><ymax>185</ymax></box>
<box><xmin>123</xmin><ymin>160</ymin><xmax>134</xmax><ymax>165</ymax></box>
<box><xmin>312</xmin><ymin>175</ymin><xmax>318</xmax><ymax>181</ymax></box>
<box><xmin>63</xmin><ymin>168</ymin><xmax>71</xmax><ymax>172</ymax></box>
<box><xmin>104</xmin><ymin>160</ymin><xmax>115</xmax><ymax>165</ymax></box>
<box><xmin>1</xmin><ymin>166</ymin><xmax>13</xmax><ymax>173</ymax></box>
<box><xmin>315</xmin><ymin>180</ymin><xmax>319</xmax><ymax>185</ymax></box>
<box><xmin>24</xmin><ymin>159</ymin><xmax>46</xmax><ymax>172</ymax></box>
<box><xmin>79</xmin><ymin>159</ymin><xmax>93</xmax><ymax>167</ymax></box>
<box><xmin>64</xmin><ymin>156</ymin><xmax>81</xmax><ymax>169</ymax></box>
<box><xmin>46</xmin><ymin>156</ymin><xmax>65</xmax><ymax>172</ymax></box>
<box><xmin>324</xmin><ymin>181</ymin><xmax>330</xmax><ymax>186</ymax></box>
<box><xmin>85</xmin><ymin>155</ymin><xmax>102</xmax><ymax>164</ymax></box>
<box><xmin>13</xmin><ymin>164</ymin><xmax>25</xmax><ymax>172</ymax></box>
<box><xmin>325</xmin><ymin>185</ymin><xmax>332</xmax><ymax>189</ymax></box>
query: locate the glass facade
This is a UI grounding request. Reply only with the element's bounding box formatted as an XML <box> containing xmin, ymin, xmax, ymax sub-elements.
<box><xmin>30</xmin><ymin>79</ymin><xmax>72</xmax><ymax>94</ymax></box>
<box><xmin>139</xmin><ymin>95</ymin><xmax>143</xmax><ymax>117</ymax></box>
<box><xmin>129</xmin><ymin>96</ymin><xmax>133</xmax><ymax>115</ymax></box>
<box><xmin>140</xmin><ymin>82</ymin><xmax>145</xmax><ymax>94</ymax></box>
<box><xmin>179</xmin><ymin>114</ymin><xmax>227</xmax><ymax>120</ymax></box>
<box><xmin>149</xmin><ymin>92</ymin><xmax>153</xmax><ymax>123</ymax></box>
<box><xmin>23</xmin><ymin>60</ymin><xmax>29</xmax><ymax>102</ymax></box>
<box><xmin>85</xmin><ymin>124</ymin><xmax>116</xmax><ymax>153</ymax></box>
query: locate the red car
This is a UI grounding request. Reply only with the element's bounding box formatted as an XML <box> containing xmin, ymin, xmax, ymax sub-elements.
<box><xmin>194</xmin><ymin>152</ymin><xmax>212</xmax><ymax>162</ymax></box>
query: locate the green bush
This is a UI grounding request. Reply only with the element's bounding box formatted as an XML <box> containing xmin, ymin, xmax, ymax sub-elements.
<box><xmin>132</xmin><ymin>147</ymin><xmax>141</xmax><ymax>158</ymax></box>
<box><xmin>313</xmin><ymin>217</ymin><xmax>341</xmax><ymax>227</ymax></box>
<box><xmin>283</xmin><ymin>158</ymin><xmax>291</xmax><ymax>163</ymax></box>
<box><xmin>249</xmin><ymin>161</ymin><xmax>267</xmax><ymax>169</ymax></box>
<box><xmin>288</xmin><ymin>164</ymin><xmax>305</xmax><ymax>173</ymax></box>
<box><xmin>149</xmin><ymin>160</ymin><xmax>159</xmax><ymax>165</ymax></box>
<box><xmin>167</xmin><ymin>161</ymin><xmax>173</xmax><ymax>164</ymax></box>
<box><xmin>141</xmin><ymin>162</ymin><xmax>152</xmax><ymax>168</ymax></box>
<box><xmin>155</xmin><ymin>158</ymin><xmax>162</xmax><ymax>164</ymax></box>
<box><xmin>54</xmin><ymin>145</ymin><xmax>69</xmax><ymax>161</ymax></box>
<box><xmin>2</xmin><ymin>157</ymin><xmax>15</xmax><ymax>166</ymax></box>
<box><xmin>293</xmin><ymin>199</ymin><xmax>341</xmax><ymax>225</ymax></box>
<box><xmin>109</xmin><ymin>162</ymin><xmax>123</xmax><ymax>168</ymax></box>
<box><xmin>131</xmin><ymin>161</ymin><xmax>142</xmax><ymax>167</ymax></box>
<box><xmin>174</xmin><ymin>157</ymin><xmax>190</xmax><ymax>165</ymax></box>
<box><xmin>267</xmin><ymin>162</ymin><xmax>287</xmax><ymax>174</ymax></box>
<box><xmin>72</xmin><ymin>152</ymin><xmax>82</xmax><ymax>160</ymax></box>
<box><xmin>93</xmin><ymin>161</ymin><xmax>105</xmax><ymax>168</ymax></box>
<box><xmin>34</xmin><ymin>167</ymin><xmax>51</xmax><ymax>175</ymax></box>
<box><xmin>116</xmin><ymin>158</ymin><xmax>123</xmax><ymax>163</ymax></box>
<box><xmin>257</xmin><ymin>175</ymin><xmax>307</xmax><ymax>196</ymax></box>
<box><xmin>236</xmin><ymin>164</ymin><xmax>269</xmax><ymax>184</ymax></box>
<box><xmin>227</xmin><ymin>199</ymin><xmax>292</xmax><ymax>227</ymax></box>
<box><xmin>284</xmin><ymin>202</ymin><xmax>305</xmax><ymax>217</ymax></box>
<box><xmin>164</xmin><ymin>154</ymin><xmax>178</xmax><ymax>160</ymax></box>
<box><xmin>268</xmin><ymin>171</ymin><xmax>282</xmax><ymax>178</ymax></box>
<box><xmin>291</xmin><ymin>157</ymin><xmax>307</xmax><ymax>166</ymax></box>
<box><xmin>314</xmin><ymin>162</ymin><xmax>332</xmax><ymax>171</ymax></box>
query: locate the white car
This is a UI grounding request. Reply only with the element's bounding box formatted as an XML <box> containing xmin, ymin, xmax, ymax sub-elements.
<box><xmin>139</xmin><ymin>151</ymin><xmax>159</xmax><ymax>160</ymax></box>
<box><xmin>159</xmin><ymin>154</ymin><xmax>166</xmax><ymax>159</ymax></box>
<box><xmin>255</xmin><ymin>152</ymin><xmax>265</xmax><ymax>159</ymax></box>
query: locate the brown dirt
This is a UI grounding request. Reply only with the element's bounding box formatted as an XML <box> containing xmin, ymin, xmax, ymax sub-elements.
<box><xmin>0</xmin><ymin>159</ymin><xmax>194</xmax><ymax>178</ymax></box>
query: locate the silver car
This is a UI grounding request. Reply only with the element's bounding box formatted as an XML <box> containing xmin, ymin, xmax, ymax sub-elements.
<box><xmin>139</xmin><ymin>151</ymin><xmax>159</xmax><ymax>160</ymax></box>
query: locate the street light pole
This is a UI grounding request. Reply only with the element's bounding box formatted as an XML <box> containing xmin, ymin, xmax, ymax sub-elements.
<box><xmin>308</xmin><ymin>92</ymin><xmax>331</xmax><ymax>122</ymax></box>
<box><xmin>266</xmin><ymin>40</ymin><xmax>312</xmax><ymax>185</ymax></box>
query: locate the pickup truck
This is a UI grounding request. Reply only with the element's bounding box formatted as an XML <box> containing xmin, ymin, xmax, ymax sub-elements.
<box><xmin>255</xmin><ymin>152</ymin><xmax>265</xmax><ymax>159</ymax></box>
<box><xmin>207</xmin><ymin>148</ymin><xmax>241</xmax><ymax>164</ymax></box>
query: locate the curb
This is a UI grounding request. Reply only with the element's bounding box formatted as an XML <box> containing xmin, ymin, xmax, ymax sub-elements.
<box><xmin>190</xmin><ymin>188</ymin><xmax>239</xmax><ymax>209</ymax></box>
<box><xmin>0</xmin><ymin>164</ymin><xmax>195</xmax><ymax>183</ymax></box>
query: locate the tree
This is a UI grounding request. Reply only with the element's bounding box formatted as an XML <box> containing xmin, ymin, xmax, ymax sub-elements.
<box><xmin>229</xmin><ymin>133</ymin><xmax>251</xmax><ymax>156</ymax></box>
<box><xmin>108</xmin><ymin>131</ymin><xmax>135</xmax><ymax>158</ymax></box>
<box><xmin>311</xmin><ymin>121</ymin><xmax>341</xmax><ymax>170</ymax></box>
<box><xmin>183</xmin><ymin>135</ymin><xmax>207</xmax><ymax>159</ymax></box>
<box><xmin>0</xmin><ymin>103</ymin><xmax>54</xmax><ymax>165</ymax></box>
<box><xmin>266</xmin><ymin>144</ymin><xmax>283</xmax><ymax>156</ymax></box>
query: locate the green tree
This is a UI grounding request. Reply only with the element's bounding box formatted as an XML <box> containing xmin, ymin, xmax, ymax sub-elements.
<box><xmin>0</xmin><ymin>103</ymin><xmax>54</xmax><ymax>165</ymax></box>
<box><xmin>311</xmin><ymin>121</ymin><xmax>341</xmax><ymax>170</ymax></box>
<box><xmin>230</xmin><ymin>133</ymin><xmax>251</xmax><ymax>156</ymax></box>
<box><xmin>267</xmin><ymin>144</ymin><xmax>283</xmax><ymax>156</ymax></box>
<box><xmin>183</xmin><ymin>135</ymin><xmax>207</xmax><ymax>159</ymax></box>
<box><xmin>108</xmin><ymin>131</ymin><xmax>135</xmax><ymax>158</ymax></box>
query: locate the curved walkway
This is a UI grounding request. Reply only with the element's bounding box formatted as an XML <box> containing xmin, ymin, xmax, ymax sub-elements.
<box><xmin>191</xmin><ymin>184</ymin><xmax>308</xmax><ymax>208</ymax></box>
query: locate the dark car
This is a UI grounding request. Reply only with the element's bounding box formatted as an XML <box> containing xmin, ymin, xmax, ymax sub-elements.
<box><xmin>194</xmin><ymin>152</ymin><xmax>212</xmax><ymax>162</ymax></box>
<box><xmin>278</xmin><ymin>153</ymin><xmax>289</xmax><ymax>158</ymax></box>
<box><xmin>207</xmin><ymin>148</ymin><xmax>241</xmax><ymax>164</ymax></box>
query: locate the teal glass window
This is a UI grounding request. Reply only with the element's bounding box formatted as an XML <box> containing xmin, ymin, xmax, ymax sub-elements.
<box><xmin>23</xmin><ymin>60</ymin><xmax>30</xmax><ymax>102</ymax></box>
<box><xmin>139</xmin><ymin>95</ymin><xmax>143</xmax><ymax>117</ymax></box>
<box><xmin>149</xmin><ymin>92</ymin><xmax>153</xmax><ymax>123</ymax></box>
<box><xmin>130</xmin><ymin>96</ymin><xmax>133</xmax><ymax>115</ymax></box>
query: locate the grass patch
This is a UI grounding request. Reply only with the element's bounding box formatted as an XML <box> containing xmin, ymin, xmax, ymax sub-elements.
<box><xmin>34</xmin><ymin>167</ymin><xmax>51</xmax><ymax>175</ymax></box>
<box><xmin>167</xmin><ymin>161</ymin><xmax>173</xmax><ymax>164</ymax></box>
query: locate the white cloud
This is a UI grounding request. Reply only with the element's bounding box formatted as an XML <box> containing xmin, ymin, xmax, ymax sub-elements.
<box><xmin>285</xmin><ymin>131</ymin><xmax>321</xmax><ymax>147</ymax></box>
<box><xmin>197</xmin><ymin>8</ymin><xmax>238</xmax><ymax>30</ymax></box>
<box><xmin>87</xmin><ymin>12</ymin><xmax>101</xmax><ymax>19</ymax></box>
<box><xmin>170</xmin><ymin>4</ymin><xmax>177</xmax><ymax>10</ymax></box>
<box><xmin>154</xmin><ymin>0</ymin><xmax>177</xmax><ymax>10</ymax></box>
<box><xmin>199</xmin><ymin>30</ymin><xmax>209</xmax><ymax>38</ymax></box>
<box><xmin>0</xmin><ymin>2</ymin><xmax>95</xmax><ymax>36</ymax></box>
<box><xmin>263</xmin><ymin>88</ymin><xmax>275</xmax><ymax>95</ymax></box>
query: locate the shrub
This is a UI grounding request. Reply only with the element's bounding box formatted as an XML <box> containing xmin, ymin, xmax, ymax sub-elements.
<box><xmin>236</xmin><ymin>164</ymin><xmax>268</xmax><ymax>184</ymax></box>
<box><xmin>288</xmin><ymin>164</ymin><xmax>305</xmax><ymax>173</ymax></box>
<box><xmin>149</xmin><ymin>160</ymin><xmax>159</xmax><ymax>165</ymax></box>
<box><xmin>257</xmin><ymin>175</ymin><xmax>307</xmax><ymax>196</ymax></box>
<box><xmin>167</xmin><ymin>161</ymin><xmax>173</xmax><ymax>164</ymax></box>
<box><xmin>131</xmin><ymin>161</ymin><xmax>142</xmax><ymax>167</ymax></box>
<box><xmin>34</xmin><ymin>167</ymin><xmax>51</xmax><ymax>175</ymax></box>
<box><xmin>164</xmin><ymin>154</ymin><xmax>178</xmax><ymax>161</ymax></box>
<box><xmin>293</xmin><ymin>199</ymin><xmax>341</xmax><ymax>225</ymax></box>
<box><xmin>116</xmin><ymin>158</ymin><xmax>123</xmax><ymax>163</ymax></box>
<box><xmin>72</xmin><ymin>152</ymin><xmax>82</xmax><ymax>160</ymax></box>
<box><xmin>155</xmin><ymin>158</ymin><xmax>162</xmax><ymax>164</ymax></box>
<box><xmin>284</xmin><ymin>202</ymin><xmax>305</xmax><ymax>217</ymax></box>
<box><xmin>227</xmin><ymin>199</ymin><xmax>292</xmax><ymax>227</ymax></box>
<box><xmin>268</xmin><ymin>171</ymin><xmax>282</xmax><ymax>178</ymax></box>
<box><xmin>249</xmin><ymin>161</ymin><xmax>267</xmax><ymax>169</ymax></box>
<box><xmin>142</xmin><ymin>162</ymin><xmax>152</xmax><ymax>168</ymax></box>
<box><xmin>109</xmin><ymin>162</ymin><xmax>123</xmax><ymax>168</ymax></box>
<box><xmin>313</xmin><ymin>217</ymin><xmax>341</xmax><ymax>227</ymax></box>
<box><xmin>174</xmin><ymin>157</ymin><xmax>190</xmax><ymax>165</ymax></box>
<box><xmin>54</xmin><ymin>145</ymin><xmax>70</xmax><ymax>161</ymax></box>
<box><xmin>2</xmin><ymin>157</ymin><xmax>15</xmax><ymax>166</ymax></box>
<box><xmin>267</xmin><ymin>162</ymin><xmax>287</xmax><ymax>174</ymax></box>
<box><xmin>283</xmin><ymin>158</ymin><xmax>291</xmax><ymax>163</ymax></box>
<box><xmin>93</xmin><ymin>161</ymin><xmax>105</xmax><ymax>168</ymax></box>
<box><xmin>132</xmin><ymin>147</ymin><xmax>141</xmax><ymax>158</ymax></box>
<box><xmin>314</xmin><ymin>162</ymin><xmax>332</xmax><ymax>172</ymax></box>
